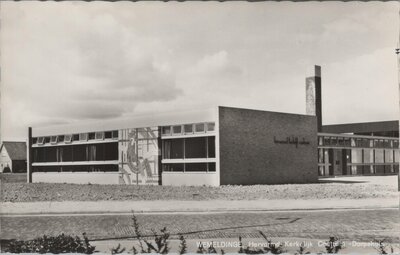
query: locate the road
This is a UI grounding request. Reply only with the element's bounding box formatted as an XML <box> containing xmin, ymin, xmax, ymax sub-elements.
<box><xmin>1</xmin><ymin>208</ymin><xmax>399</xmax><ymax>243</ymax></box>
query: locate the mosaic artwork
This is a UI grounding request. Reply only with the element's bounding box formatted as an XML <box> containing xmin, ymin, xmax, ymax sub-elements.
<box><xmin>118</xmin><ymin>127</ymin><xmax>160</xmax><ymax>185</ymax></box>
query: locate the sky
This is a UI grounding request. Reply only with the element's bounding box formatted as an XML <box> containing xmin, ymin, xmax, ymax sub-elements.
<box><xmin>1</xmin><ymin>1</ymin><xmax>398</xmax><ymax>141</ymax></box>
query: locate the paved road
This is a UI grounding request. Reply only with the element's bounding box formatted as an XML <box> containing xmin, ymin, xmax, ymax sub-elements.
<box><xmin>1</xmin><ymin>209</ymin><xmax>399</xmax><ymax>243</ymax></box>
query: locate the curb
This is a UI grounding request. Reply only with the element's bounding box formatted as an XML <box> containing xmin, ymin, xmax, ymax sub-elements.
<box><xmin>1</xmin><ymin>206</ymin><xmax>397</xmax><ymax>216</ymax></box>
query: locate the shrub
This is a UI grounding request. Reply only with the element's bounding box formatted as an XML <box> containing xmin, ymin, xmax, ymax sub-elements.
<box><xmin>2</xmin><ymin>233</ymin><xmax>96</xmax><ymax>254</ymax></box>
<box><xmin>295</xmin><ymin>242</ymin><xmax>311</xmax><ymax>254</ymax></box>
<box><xmin>131</xmin><ymin>213</ymin><xmax>170</xmax><ymax>254</ymax></box>
<box><xmin>110</xmin><ymin>243</ymin><xmax>126</xmax><ymax>254</ymax></box>
<box><xmin>324</xmin><ymin>236</ymin><xmax>344</xmax><ymax>254</ymax></box>
<box><xmin>178</xmin><ymin>235</ymin><xmax>187</xmax><ymax>254</ymax></box>
<box><xmin>374</xmin><ymin>239</ymin><xmax>394</xmax><ymax>254</ymax></box>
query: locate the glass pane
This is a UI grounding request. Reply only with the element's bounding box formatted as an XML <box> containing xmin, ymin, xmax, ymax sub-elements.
<box><xmin>88</xmin><ymin>132</ymin><xmax>96</xmax><ymax>140</ymax></box>
<box><xmin>385</xmin><ymin>149</ymin><xmax>394</xmax><ymax>163</ymax></box>
<box><xmin>73</xmin><ymin>134</ymin><xmax>79</xmax><ymax>141</ymax></box>
<box><xmin>163</xmin><ymin>139</ymin><xmax>184</xmax><ymax>159</ymax></box>
<box><xmin>207</xmin><ymin>123</ymin><xmax>215</xmax><ymax>132</ymax></box>
<box><xmin>162</xmin><ymin>126</ymin><xmax>171</xmax><ymax>136</ymax></box>
<box><xmin>172</xmin><ymin>125</ymin><xmax>182</xmax><ymax>135</ymax></box>
<box><xmin>163</xmin><ymin>163</ymin><xmax>184</xmax><ymax>172</ymax></box>
<box><xmin>207</xmin><ymin>137</ymin><xmax>216</xmax><ymax>158</ymax></box>
<box><xmin>375</xmin><ymin>149</ymin><xmax>384</xmax><ymax>163</ymax></box>
<box><xmin>208</xmin><ymin>163</ymin><xmax>216</xmax><ymax>172</ymax></box>
<box><xmin>50</xmin><ymin>136</ymin><xmax>58</xmax><ymax>144</ymax></box>
<box><xmin>79</xmin><ymin>133</ymin><xmax>88</xmax><ymax>141</ymax></box>
<box><xmin>351</xmin><ymin>149</ymin><xmax>362</xmax><ymax>164</ymax></box>
<box><xmin>195</xmin><ymin>123</ymin><xmax>205</xmax><ymax>133</ymax></box>
<box><xmin>184</xmin><ymin>124</ymin><xmax>193</xmax><ymax>134</ymax></box>
<box><xmin>95</xmin><ymin>132</ymin><xmax>104</xmax><ymax>140</ymax></box>
<box><xmin>112</xmin><ymin>131</ymin><xmax>119</xmax><ymax>139</ymax></box>
<box><xmin>185</xmin><ymin>137</ymin><xmax>206</xmax><ymax>158</ymax></box>
<box><xmin>185</xmin><ymin>163</ymin><xmax>207</xmax><ymax>172</ymax></box>
<box><xmin>363</xmin><ymin>149</ymin><xmax>373</xmax><ymax>163</ymax></box>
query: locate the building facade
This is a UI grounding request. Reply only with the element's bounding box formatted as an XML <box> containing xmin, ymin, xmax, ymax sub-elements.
<box><xmin>26</xmin><ymin>65</ymin><xmax>399</xmax><ymax>184</ymax></box>
<box><xmin>28</xmin><ymin>106</ymin><xmax>318</xmax><ymax>186</ymax></box>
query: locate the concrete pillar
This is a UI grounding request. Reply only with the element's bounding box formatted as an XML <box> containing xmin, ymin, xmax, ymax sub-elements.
<box><xmin>306</xmin><ymin>65</ymin><xmax>322</xmax><ymax>132</ymax></box>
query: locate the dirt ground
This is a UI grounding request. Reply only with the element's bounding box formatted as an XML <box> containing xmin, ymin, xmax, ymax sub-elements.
<box><xmin>1</xmin><ymin>175</ymin><xmax>397</xmax><ymax>202</ymax></box>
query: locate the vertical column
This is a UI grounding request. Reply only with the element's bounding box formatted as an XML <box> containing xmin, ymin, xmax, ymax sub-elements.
<box><xmin>27</xmin><ymin>127</ymin><xmax>33</xmax><ymax>183</ymax></box>
<box><xmin>306</xmin><ymin>65</ymin><xmax>322</xmax><ymax>132</ymax></box>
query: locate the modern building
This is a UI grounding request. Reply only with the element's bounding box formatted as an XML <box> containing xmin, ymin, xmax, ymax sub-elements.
<box><xmin>27</xmin><ymin>107</ymin><xmax>318</xmax><ymax>186</ymax></box>
<box><xmin>26</xmin><ymin>65</ymin><xmax>399</xmax><ymax>185</ymax></box>
<box><xmin>304</xmin><ymin>66</ymin><xmax>399</xmax><ymax>177</ymax></box>
<box><xmin>0</xmin><ymin>141</ymin><xmax>27</xmax><ymax>173</ymax></box>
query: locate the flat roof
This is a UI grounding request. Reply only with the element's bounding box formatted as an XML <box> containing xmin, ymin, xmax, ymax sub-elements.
<box><xmin>321</xmin><ymin>120</ymin><xmax>399</xmax><ymax>134</ymax></box>
<box><xmin>33</xmin><ymin>107</ymin><xmax>217</xmax><ymax>137</ymax></box>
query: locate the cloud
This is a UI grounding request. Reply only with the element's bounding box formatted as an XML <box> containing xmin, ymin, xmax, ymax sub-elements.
<box><xmin>0</xmin><ymin>2</ymin><xmax>397</xmax><ymax>140</ymax></box>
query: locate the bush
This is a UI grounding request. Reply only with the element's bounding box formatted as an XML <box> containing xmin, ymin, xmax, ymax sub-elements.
<box><xmin>1</xmin><ymin>233</ymin><xmax>96</xmax><ymax>254</ymax></box>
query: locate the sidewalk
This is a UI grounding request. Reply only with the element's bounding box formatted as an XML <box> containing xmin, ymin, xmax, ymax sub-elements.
<box><xmin>1</xmin><ymin>197</ymin><xmax>398</xmax><ymax>215</ymax></box>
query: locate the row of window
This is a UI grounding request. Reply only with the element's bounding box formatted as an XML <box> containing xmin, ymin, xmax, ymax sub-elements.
<box><xmin>319</xmin><ymin>164</ymin><xmax>399</xmax><ymax>176</ymax></box>
<box><xmin>33</xmin><ymin>164</ymin><xmax>119</xmax><ymax>173</ymax></box>
<box><xmin>33</xmin><ymin>143</ymin><xmax>119</xmax><ymax>162</ymax></box>
<box><xmin>33</xmin><ymin>131</ymin><xmax>119</xmax><ymax>145</ymax></box>
<box><xmin>162</xmin><ymin>162</ymin><xmax>216</xmax><ymax>172</ymax></box>
<box><xmin>162</xmin><ymin>137</ymin><xmax>215</xmax><ymax>159</ymax></box>
<box><xmin>162</xmin><ymin>122</ymin><xmax>215</xmax><ymax>136</ymax></box>
<box><xmin>318</xmin><ymin>148</ymin><xmax>399</xmax><ymax>164</ymax></box>
<box><xmin>318</xmin><ymin>136</ymin><xmax>399</xmax><ymax>148</ymax></box>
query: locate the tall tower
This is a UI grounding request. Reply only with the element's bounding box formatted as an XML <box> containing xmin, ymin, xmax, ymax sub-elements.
<box><xmin>306</xmin><ymin>65</ymin><xmax>322</xmax><ymax>132</ymax></box>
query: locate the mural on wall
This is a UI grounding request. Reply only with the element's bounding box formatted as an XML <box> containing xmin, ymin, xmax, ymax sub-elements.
<box><xmin>118</xmin><ymin>127</ymin><xmax>160</xmax><ymax>185</ymax></box>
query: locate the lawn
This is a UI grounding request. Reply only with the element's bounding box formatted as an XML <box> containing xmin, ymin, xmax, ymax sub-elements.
<box><xmin>1</xmin><ymin>175</ymin><xmax>397</xmax><ymax>202</ymax></box>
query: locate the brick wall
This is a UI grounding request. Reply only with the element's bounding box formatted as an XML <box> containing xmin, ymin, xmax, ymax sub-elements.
<box><xmin>219</xmin><ymin>106</ymin><xmax>318</xmax><ymax>185</ymax></box>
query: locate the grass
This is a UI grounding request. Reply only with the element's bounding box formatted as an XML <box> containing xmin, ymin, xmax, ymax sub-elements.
<box><xmin>1</xmin><ymin>176</ymin><xmax>397</xmax><ymax>202</ymax></box>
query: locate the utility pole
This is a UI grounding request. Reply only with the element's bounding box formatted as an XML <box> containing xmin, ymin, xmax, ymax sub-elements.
<box><xmin>396</xmin><ymin>1</ymin><xmax>400</xmax><ymax>191</ymax></box>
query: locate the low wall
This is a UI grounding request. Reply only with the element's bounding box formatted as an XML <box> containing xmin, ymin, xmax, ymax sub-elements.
<box><xmin>32</xmin><ymin>172</ymin><xmax>120</xmax><ymax>184</ymax></box>
<box><xmin>162</xmin><ymin>172</ymin><xmax>219</xmax><ymax>186</ymax></box>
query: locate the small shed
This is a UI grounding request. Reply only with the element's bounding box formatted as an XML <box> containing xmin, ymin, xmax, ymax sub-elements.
<box><xmin>0</xmin><ymin>141</ymin><xmax>27</xmax><ymax>173</ymax></box>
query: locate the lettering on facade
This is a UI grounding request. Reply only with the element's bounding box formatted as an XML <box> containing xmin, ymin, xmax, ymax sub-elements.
<box><xmin>273</xmin><ymin>136</ymin><xmax>310</xmax><ymax>148</ymax></box>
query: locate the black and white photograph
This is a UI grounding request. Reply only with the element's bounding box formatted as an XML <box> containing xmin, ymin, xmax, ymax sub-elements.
<box><xmin>0</xmin><ymin>1</ymin><xmax>399</xmax><ymax>254</ymax></box>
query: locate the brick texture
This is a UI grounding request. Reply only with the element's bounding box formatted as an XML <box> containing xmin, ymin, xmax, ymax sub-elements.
<box><xmin>218</xmin><ymin>106</ymin><xmax>318</xmax><ymax>185</ymax></box>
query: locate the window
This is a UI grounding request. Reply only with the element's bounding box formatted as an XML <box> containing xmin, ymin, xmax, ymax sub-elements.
<box><xmin>95</xmin><ymin>132</ymin><xmax>104</xmax><ymax>140</ymax></box>
<box><xmin>208</xmin><ymin>163</ymin><xmax>216</xmax><ymax>172</ymax></box>
<box><xmin>105</xmin><ymin>131</ymin><xmax>112</xmax><ymax>139</ymax></box>
<box><xmin>72</xmin><ymin>134</ymin><xmax>79</xmax><ymax>141</ymax></box>
<box><xmin>207</xmin><ymin>122</ymin><xmax>215</xmax><ymax>132</ymax></box>
<box><xmin>185</xmin><ymin>163</ymin><xmax>207</xmax><ymax>172</ymax></box>
<box><xmin>185</xmin><ymin>137</ymin><xmax>207</xmax><ymax>158</ymax></box>
<box><xmin>44</xmin><ymin>137</ymin><xmax>51</xmax><ymax>144</ymax></box>
<box><xmin>32</xmin><ymin>138</ymin><xmax>38</xmax><ymax>144</ymax></box>
<box><xmin>64</xmin><ymin>135</ymin><xmax>72</xmax><ymax>143</ymax></box>
<box><xmin>88</xmin><ymin>132</ymin><xmax>96</xmax><ymax>140</ymax></box>
<box><xmin>50</xmin><ymin>136</ymin><xmax>58</xmax><ymax>144</ymax></box>
<box><xmin>207</xmin><ymin>136</ymin><xmax>215</xmax><ymax>158</ymax></box>
<box><xmin>194</xmin><ymin>123</ymin><xmax>205</xmax><ymax>133</ymax></box>
<box><xmin>385</xmin><ymin>149</ymin><xmax>394</xmax><ymax>163</ymax></box>
<box><xmin>74</xmin><ymin>145</ymin><xmax>87</xmax><ymax>161</ymax></box>
<box><xmin>375</xmin><ymin>149</ymin><xmax>384</xmax><ymax>163</ymax></box>
<box><xmin>58</xmin><ymin>135</ymin><xmax>65</xmax><ymax>143</ymax></box>
<box><xmin>184</xmin><ymin>124</ymin><xmax>193</xmax><ymax>134</ymax></box>
<box><xmin>79</xmin><ymin>133</ymin><xmax>88</xmax><ymax>141</ymax></box>
<box><xmin>112</xmin><ymin>131</ymin><xmax>118</xmax><ymax>139</ymax></box>
<box><xmin>163</xmin><ymin>139</ymin><xmax>184</xmax><ymax>159</ymax></box>
<box><xmin>172</xmin><ymin>125</ymin><xmax>182</xmax><ymax>135</ymax></box>
<box><xmin>162</xmin><ymin>126</ymin><xmax>171</xmax><ymax>136</ymax></box>
<box><xmin>163</xmin><ymin>163</ymin><xmax>184</xmax><ymax>172</ymax></box>
<box><xmin>363</xmin><ymin>149</ymin><xmax>373</xmax><ymax>163</ymax></box>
